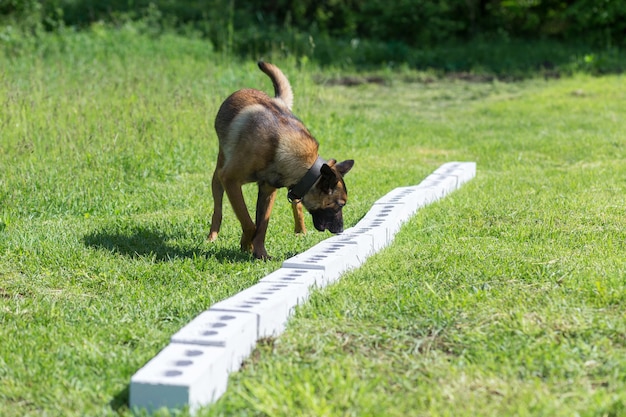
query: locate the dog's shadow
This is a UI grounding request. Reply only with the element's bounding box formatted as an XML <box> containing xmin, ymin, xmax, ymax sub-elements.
<box><xmin>83</xmin><ymin>225</ymin><xmax>251</xmax><ymax>263</ymax></box>
<box><xmin>109</xmin><ymin>385</ymin><xmax>129</xmax><ymax>413</ymax></box>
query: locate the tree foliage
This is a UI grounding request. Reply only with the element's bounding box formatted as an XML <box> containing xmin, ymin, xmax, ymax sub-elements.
<box><xmin>2</xmin><ymin>0</ymin><xmax>625</xmax><ymax>48</ymax></box>
<box><xmin>1</xmin><ymin>0</ymin><xmax>624</xmax><ymax>73</ymax></box>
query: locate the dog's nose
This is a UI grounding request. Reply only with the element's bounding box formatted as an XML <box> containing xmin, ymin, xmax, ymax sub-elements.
<box><xmin>328</xmin><ymin>221</ymin><xmax>343</xmax><ymax>234</ymax></box>
<box><xmin>312</xmin><ymin>208</ymin><xmax>344</xmax><ymax>233</ymax></box>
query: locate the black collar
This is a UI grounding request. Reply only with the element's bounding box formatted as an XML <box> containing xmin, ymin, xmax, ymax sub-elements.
<box><xmin>287</xmin><ymin>156</ymin><xmax>325</xmax><ymax>202</ymax></box>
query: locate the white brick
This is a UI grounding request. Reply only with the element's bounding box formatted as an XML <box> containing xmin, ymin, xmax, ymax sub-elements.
<box><xmin>282</xmin><ymin>241</ymin><xmax>359</xmax><ymax>286</ymax></box>
<box><xmin>462</xmin><ymin>161</ymin><xmax>477</xmax><ymax>182</ymax></box>
<box><xmin>259</xmin><ymin>267</ymin><xmax>322</xmax><ymax>287</ymax></box>
<box><xmin>309</xmin><ymin>237</ymin><xmax>367</xmax><ymax>270</ymax></box>
<box><xmin>416</xmin><ymin>173</ymin><xmax>458</xmax><ymax>200</ymax></box>
<box><xmin>210</xmin><ymin>282</ymin><xmax>310</xmax><ymax>338</ymax></box>
<box><xmin>170</xmin><ymin>310</ymin><xmax>257</xmax><ymax>372</ymax></box>
<box><xmin>369</xmin><ymin>201</ymin><xmax>415</xmax><ymax>226</ymax></box>
<box><xmin>433</xmin><ymin>161</ymin><xmax>476</xmax><ymax>185</ymax></box>
<box><xmin>321</xmin><ymin>228</ymin><xmax>377</xmax><ymax>262</ymax></box>
<box><xmin>372</xmin><ymin>199</ymin><xmax>415</xmax><ymax>223</ymax></box>
<box><xmin>344</xmin><ymin>221</ymin><xmax>391</xmax><ymax>253</ymax></box>
<box><xmin>130</xmin><ymin>343</ymin><xmax>229</xmax><ymax>414</ymax></box>
<box><xmin>433</xmin><ymin>161</ymin><xmax>465</xmax><ymax>176</ymax></box>
<box><xmin>413</xmin><ymin>185</ymin><xmax>440</xmax><ymax>206</ymax></box>
<box><xmin>373</xmin><ymin>185</ymin><xmax>437</xmax><ymax>216</ymax></box>
<box><xmin>353</xmin><ymin>203</ymin><xmax>408</xmax><ymax>245</ymax></box>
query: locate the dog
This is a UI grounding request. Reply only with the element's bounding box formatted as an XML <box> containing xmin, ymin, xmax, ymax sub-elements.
<box><xmin>208</xmin><ymin>61</ymin><xmax>354</xmax><ymax>259</ymax></box>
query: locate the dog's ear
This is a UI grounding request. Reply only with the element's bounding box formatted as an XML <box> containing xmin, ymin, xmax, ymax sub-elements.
<box><xmin>335</xmin><ymin>160</ymin><xmax>354</xmax><ymax>176</ymax></box>
<box><xmin>320</xmin><ymin>164</ymin><xmax>339</xmax><ymax>191</ymax></box>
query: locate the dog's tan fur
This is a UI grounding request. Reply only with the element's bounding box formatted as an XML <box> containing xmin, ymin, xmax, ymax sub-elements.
<box><xmin>208</xmin><ymin>62</ymin><xmax>354</xmax><ymax>259</ymax></box>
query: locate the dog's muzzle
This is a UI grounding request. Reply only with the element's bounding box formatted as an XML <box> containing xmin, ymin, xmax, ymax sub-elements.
<box><xmin>311</xmin><ymin>208</ymin><xmax>344</xmax><ymax>234</ymax></box>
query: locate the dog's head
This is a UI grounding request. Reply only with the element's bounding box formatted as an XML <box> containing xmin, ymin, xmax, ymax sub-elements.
<box><xmin>302</xmin><ymin>159</ymin><xmax>354</xmax><ymax>234</ymax></box>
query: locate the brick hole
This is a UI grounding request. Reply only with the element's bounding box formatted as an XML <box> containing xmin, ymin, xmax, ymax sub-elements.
<box><xmin>174</xmin><ymin>360</ymin><xmax>193</xmax><ymax>366</ymax></box>
<box><xmin>201</xmin><ymin>330</ymin><xmax>218</xmax><ymax>336</ymax></box>
<box><xmin>185</xmin><ymin>349</ymin><xmax>204</xmax><ymax>357</ymax></box>
<box><xmin>220</xmin><ymin>315</ymin><xmax>236</xmax><ymax>320</ymax></box>
<box><xmin>211</xmin><ymin>322</ymin><xmax>227</xmax><ymax>328</ymax></box>
<box><xmin>164</xmin><ymin>370</ymin><xmax>183</xmax><ymax>377</ymax></box>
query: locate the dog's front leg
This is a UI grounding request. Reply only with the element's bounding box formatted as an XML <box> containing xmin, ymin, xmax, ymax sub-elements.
<box><xmin>252</xmin><ymin>182</ymin><xmax>277</xmax><ymax>260</ymax></box>
<box><xmin>291</xmin><ymin>200</ymin><xmax>306</xmax><ymax>234</ymax></box>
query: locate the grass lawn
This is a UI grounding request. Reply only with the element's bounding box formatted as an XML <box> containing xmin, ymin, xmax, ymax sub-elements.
<box><xmin>1</xmin><ymin>29</ymin><xmax>625</xmax><ymax>416</ymax></box>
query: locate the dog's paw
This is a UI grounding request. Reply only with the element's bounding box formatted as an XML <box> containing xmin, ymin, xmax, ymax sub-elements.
<box><xmin>240</xmin><ymin>235</ymin><xmax>254</xmax><ymax>253</ymax></box>
<box><xmin>253</xmin><ymin>250</ymin><xmax>272</xmax><ymax>261</ymax></box>
<box><xmin>208</xmin><ymin>231</ymin><xmax>219</xmax><ymax>242</ymax></box>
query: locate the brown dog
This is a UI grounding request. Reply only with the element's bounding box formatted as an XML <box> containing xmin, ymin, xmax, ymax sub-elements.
<box><xmin>208</xmin><ymin>62</ymin><xmax>354</xmax><ymax>259</ymax></box>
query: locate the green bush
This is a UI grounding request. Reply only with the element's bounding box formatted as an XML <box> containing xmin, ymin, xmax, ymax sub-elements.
<box><xmin>1</xmin><ymin>0</ymin><xmax>625</xmax><ymax>73</ymax></box>
<box><xmin>3</xmin><ymin>0</ymin><xmax>626</xmax><ymax>49</ymax></box>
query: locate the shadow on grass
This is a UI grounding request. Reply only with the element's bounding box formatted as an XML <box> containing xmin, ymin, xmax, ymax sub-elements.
<box><xmin>109</xmin><ymin>385</ymin><xmax>129</xmax><ymax>413</ymax></box>
<box><xmin>83</xmin><ymin>226</ymin><xmax>253</xmax><ymax>263</ymax></box>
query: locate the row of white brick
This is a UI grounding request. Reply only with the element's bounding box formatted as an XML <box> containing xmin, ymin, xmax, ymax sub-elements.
<box><xmin>130</xmin><ymin>161</ymin><xmax>476</xmax><ymax>414</ymax></box>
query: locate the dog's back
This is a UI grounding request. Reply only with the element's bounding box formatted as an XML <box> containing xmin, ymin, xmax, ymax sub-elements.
<box><xmin>214</xmin><ymin>62</ymin><xmax>318</xmax><ymax>187</ymax></box>
<box><xmin>214</xmin><ymin>62</ymin><xmax>294</xmax><ymax>140</ymax></box>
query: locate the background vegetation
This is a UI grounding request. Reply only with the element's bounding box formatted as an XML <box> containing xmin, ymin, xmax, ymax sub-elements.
<box><xmin>1</xmin><ymin>0</ymin><xmax>625</xmax><ymax>74</ymax></box>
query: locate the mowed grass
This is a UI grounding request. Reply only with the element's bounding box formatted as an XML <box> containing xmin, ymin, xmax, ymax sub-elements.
<box><xmin>1</xmin><ymin>29</ymin><xmax>625</xmax><ymax>416</ymax></box>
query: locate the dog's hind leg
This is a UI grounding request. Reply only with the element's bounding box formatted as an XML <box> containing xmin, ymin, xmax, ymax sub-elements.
<box><xmin>221</xmin><ymin>176</ymin><xmax>256</xmax><ymax>254</ymax></box>
<box><xmin>252</xmin><ymin>182</ymin><xmax>277</xmax><ymax>259</ymax></box>
<box><xmin>209</xmin><ymin>152</ymin><xmax>225</xmax><ymax>242</ymax></box>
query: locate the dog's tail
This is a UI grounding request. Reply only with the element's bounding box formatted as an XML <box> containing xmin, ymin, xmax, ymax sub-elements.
<box><xmin>258</xmin><ymin>61</ymin><xmax>294</xmax><ymax>110</ymax></box>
